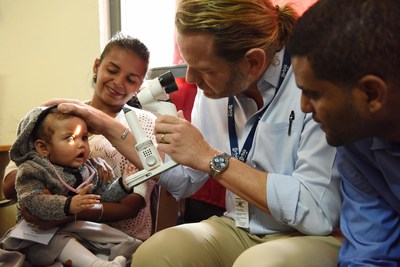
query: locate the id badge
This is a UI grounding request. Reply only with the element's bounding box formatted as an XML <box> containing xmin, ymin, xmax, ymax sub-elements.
<box><xmin>234</xmin><ymin>195</ymin><xmax>249</xmax><ymax>228</ymax></box>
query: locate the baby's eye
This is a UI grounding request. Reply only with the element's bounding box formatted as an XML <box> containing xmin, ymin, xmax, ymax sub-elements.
<box><xmin>82</xmin><ymin>135</ymin><xmax>89</xmax><ymax>141</ymax></box>
<box><xmin>66</xmin><ymin>136</ymin><xmax>75</xmax><ymax>142</ymax></box>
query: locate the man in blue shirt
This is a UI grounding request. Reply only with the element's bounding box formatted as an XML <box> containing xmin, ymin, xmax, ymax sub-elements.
<box><xmin>287</xmin><ymin>0</ymin><xmax>400</xmax><ymax>265</ymax></box>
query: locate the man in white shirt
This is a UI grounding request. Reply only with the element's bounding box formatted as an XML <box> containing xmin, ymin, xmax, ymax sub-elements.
<box><xmin>46</xmin><ymin>0</ymin><xmax>343</xmax><ymax>266</ymax></box>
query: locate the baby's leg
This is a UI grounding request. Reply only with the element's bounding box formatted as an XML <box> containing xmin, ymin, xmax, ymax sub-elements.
<box><xmin>58</xmin><ymin>238</ymin><xmax>126</xmax><ymax>267</ymax></box>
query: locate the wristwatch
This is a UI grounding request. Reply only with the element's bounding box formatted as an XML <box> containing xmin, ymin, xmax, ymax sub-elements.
<box><xmin>209</xmin><ymin>152</ymin><xmax>231</xmax><ymax>177</ymax></box>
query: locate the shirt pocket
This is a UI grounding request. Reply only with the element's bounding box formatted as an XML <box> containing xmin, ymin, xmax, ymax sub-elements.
<box><xmin>250</xmin><ymin>121</ymin><xmax>301</xmax><ymax>174</ymax></box>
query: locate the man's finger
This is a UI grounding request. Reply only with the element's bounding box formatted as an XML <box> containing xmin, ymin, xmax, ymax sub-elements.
<box><xmin>177</xmin><ymin>110</ymin><xmax>185</xmax><ymax>119</ymax></box>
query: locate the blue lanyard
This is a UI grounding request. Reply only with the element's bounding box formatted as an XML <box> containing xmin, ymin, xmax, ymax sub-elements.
<box><xmin>228</xmin><ymin>50</ymin><xmax>291</xmax><ymax>162</ymax></box>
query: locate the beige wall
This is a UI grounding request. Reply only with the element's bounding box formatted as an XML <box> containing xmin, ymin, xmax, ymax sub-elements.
<box><xmin>0</xmin><ymin>0</ymin><xmax>107</xmax><ymax>146</ymax></box>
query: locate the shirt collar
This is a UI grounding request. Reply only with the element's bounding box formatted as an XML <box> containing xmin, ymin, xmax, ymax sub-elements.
<box><xmin>257</xmin><ymin>48</ymin><xmax>286</xmax><ymax>92</ymax></box>
<box><xmin>371</xmin><ymin>138</ymin><xmax>400</xmax><ymax>155</ymax></box>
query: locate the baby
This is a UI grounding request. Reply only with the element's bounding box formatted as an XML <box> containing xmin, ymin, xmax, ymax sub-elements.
<box><xmin>2</xmin><ymin>105</ymin><xmax>138</xmax><ymax>267</ymax></box>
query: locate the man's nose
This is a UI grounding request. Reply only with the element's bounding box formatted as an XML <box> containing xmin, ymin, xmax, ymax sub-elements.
<box><xmin>185</xmin><ymin>67</ymin><xmax>200</xmax><ymax>85</ymax></box>
<box><xmin>300</xmin><ymin>94</ymin><xmax>313</xmax><ymax>113</ymax></box>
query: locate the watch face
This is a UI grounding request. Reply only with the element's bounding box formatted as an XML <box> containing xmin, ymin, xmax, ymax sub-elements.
<box><xmin>212</xmin><ymin>155</ymin><xmax>228</xmax><ymax>171</ymax></box>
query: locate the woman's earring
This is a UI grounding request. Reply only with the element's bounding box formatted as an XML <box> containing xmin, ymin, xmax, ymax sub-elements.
<box><xmin>93</xmin><ymin>73</ymin><xmax>97</xmax><ymax>83</ymax></box>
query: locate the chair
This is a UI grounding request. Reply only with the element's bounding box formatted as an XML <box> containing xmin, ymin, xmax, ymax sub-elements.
<box><xmin>0</xmin><ymin>198</ymin><xmax>17</xmax><ymax>236</ymax></box>
<box><xmin>0</xmin><ymin>198</ymin><xmax>16</xmax><ymax>209</ymax></box>
<box><xmin>0</xmin><ymin>147</ymin><xmax>18</xmax><ymax>237</ymax></box>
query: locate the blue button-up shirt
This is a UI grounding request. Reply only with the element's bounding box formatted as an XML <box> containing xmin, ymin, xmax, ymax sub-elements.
<box><xmin>338</xmin><ymin>138</ymin><xmax>400</xmax><ymax>266</ymax></box>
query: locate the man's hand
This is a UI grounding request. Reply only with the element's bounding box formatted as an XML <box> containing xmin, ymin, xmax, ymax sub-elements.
<box><xmin>154</xmin><ymin>111</ymin><xmax>216</xmax><ymax>173</ymax></box>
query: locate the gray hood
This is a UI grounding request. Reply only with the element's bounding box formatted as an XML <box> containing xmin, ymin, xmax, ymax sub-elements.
<box><xmin>10</xmin><ymin>105</ymin><xmax>57</xmax><ymax>166</ymax></box>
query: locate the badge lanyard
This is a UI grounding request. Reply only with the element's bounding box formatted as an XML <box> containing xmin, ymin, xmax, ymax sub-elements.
<box><xmin>228</xmin><ymin>50</ymin><xmax>291</xmax><ymax>161</ymax></box>
<box><xmin>227</xmin><ymin>50</ymin><xmax>291</xmax><ymax>228</ymax></box>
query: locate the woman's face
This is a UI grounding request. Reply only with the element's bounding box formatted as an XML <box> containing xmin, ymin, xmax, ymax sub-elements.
<box><xmin>92</xmin><ymin>47</ymin><xmax>147</xmax><ymax>113</ymax></box>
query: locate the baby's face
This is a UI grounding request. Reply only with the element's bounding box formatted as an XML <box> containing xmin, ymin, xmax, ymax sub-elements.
<box><xmin>47</xmin><ymin>116</ymin><xmax>90</xmax><ymax>168</ymax></box>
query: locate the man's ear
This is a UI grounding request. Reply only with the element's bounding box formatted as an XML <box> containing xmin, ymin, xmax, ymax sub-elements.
<box><xmin>242</xmin><ymin>48</ymin><xmax>267</xmax><ymax>81</ymax></box>
<box><xmin>357</xmin><ymin>75</ymin><xmax>388</xmax><ymax>113</ymax></box>
<box><xmin>34</xmin><ymin>139</ymin><xmax>49</xmax><ymax>157</ymax></box>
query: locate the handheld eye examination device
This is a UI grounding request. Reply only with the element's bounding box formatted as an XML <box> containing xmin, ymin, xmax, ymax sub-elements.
<box><xmin>123</xmin><ymin>71</ymin><xmax>179</xmax><ymax>188</ymax></box>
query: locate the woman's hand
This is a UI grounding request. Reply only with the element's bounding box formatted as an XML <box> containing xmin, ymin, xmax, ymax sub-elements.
<box><xmin>42</xmin><ymin>99</ymin><xmax>115</xmax><ymax>135</ymax></box>
<box><xmin>22</xmin><ymin>207</ymin><xmax>72</xmax><ymax>230</ymax></box>
<box><xmin>22</xmin><ymin>188</ymin><xmax>73</xmax><ymax>229</ymax></box>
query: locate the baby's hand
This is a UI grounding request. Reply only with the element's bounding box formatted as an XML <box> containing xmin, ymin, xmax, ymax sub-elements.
<box><xmin>89</xmin><ymin>157</ymin><xmax>115</xmax><ymax>191</ymax></box>
<box><xmin>123</xmin><ymin>162</ymin><xmax>139</xmax><ymax>179</ymax></box>
<box><xmin>121</xmin><ymin>163</ymin><xmax>139</xmax><ymax>192</ymax></box>
<box><xmin>70</xmin><ymin>184</ymin><xmax>100</xmax><ymax>214</ymax></box>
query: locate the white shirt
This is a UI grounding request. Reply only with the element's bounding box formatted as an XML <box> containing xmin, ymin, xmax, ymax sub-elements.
<box><xmin>159</xmin><ymin>49</ymin><xmax>341</xmax><ymax>235</ymax></box>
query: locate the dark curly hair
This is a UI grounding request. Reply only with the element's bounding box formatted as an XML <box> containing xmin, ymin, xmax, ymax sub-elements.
<box><xmin>288</xmin><ymin>0</ymin><xmax>400</xmax><ymax>89</ymax></box>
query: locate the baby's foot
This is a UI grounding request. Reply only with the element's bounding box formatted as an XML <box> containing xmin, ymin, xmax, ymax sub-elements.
<box><xmin>90</xmin><ymin>255</ymin><xmax>126</xmax><ymax>267</ymax></box>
